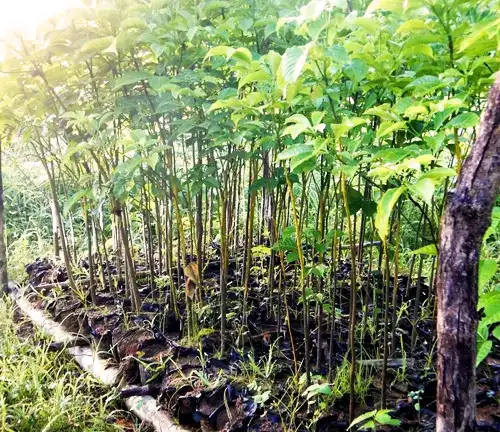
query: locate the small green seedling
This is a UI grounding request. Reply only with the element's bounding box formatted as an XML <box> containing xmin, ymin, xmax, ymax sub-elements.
<box><xmin>409</xmin><ymin>388</ymin><xmax>424</xmax><ymax>422</ymax></box>
<box><xmin>348</xmin><ymin>409</ymin><xmax>401</xmax><ymax>430</ymax></box>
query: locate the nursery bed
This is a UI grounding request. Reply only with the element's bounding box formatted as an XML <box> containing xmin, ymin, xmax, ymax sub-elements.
<box><xmin>9</xmin><ymin>254</ymin><xmax>500</xmax><ymax>432</ymax></box>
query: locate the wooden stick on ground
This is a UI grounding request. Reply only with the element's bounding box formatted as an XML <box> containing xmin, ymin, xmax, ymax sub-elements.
<box><xmin>8</xmin><ymin>282</ymin><xmax>186</xmax><ymax>432</ymax></box>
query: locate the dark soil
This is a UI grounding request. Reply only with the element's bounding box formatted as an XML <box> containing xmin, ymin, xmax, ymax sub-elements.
<box><xmin>18</xmin><ymin>254</ymin><xmax>500</xmax><ymax>432</ymax></box>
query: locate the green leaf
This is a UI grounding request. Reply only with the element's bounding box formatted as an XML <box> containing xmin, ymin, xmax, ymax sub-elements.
<box><xmin>374</xmin><ymin>410</ymin><xmax>401</xmax><ymax>426</ymax></box>
<box><xmin>282</xmin><ymin>124</ymin><xmax>309</xmax><ymax>139</ymax></box>
<box><xmin>348</xmin><ymin>410</ymin><xmax>377</xmax><ymax>430</ymax></box>
<box><xmin>406</xmin><ymin>75</ymin><xmax>443</xmax><ymax>94</ymax></box>
<box><xmin>290</xmin><ymin>151</ymin><xmax>315</xmax><ymax>173</ymax></box>
<box><xmin>252</xmin><ymin>245</ymin><xmax>271</xmax><ymax>256</ymax></box>
<box><xmin>309</xmin><ymin>264</ymin><xmax>328</xmax><ymax>278</ymax></box>
<box><xmin>187</xmin><ymin>27</ymin><xmax>198</xmax><ymax>42</ymax></box>
<box><xmin>304</xmin><ymin>383</ymin><xmax>333</xmax><ymax>399</ymax></box>
<box><xmin>478</xmin><ymin>324</ymin><xmax>489</xmax><ymax>342</ymax></box>
<box><xmin>480</xmin><ymin>311</ymin><xmax>500</xmax><ymax>328</ymax></box>
<box><xmin>365</xmin><ymin>0</ymin><xmax>403</xmax><ymax>13</ymax></box>
<box><xmin>112</xmin><ymin>71</ymin><xmax>150</xmax><ymax>91</ymax></box>
<box><xmin>476</xmin><ymin>340</ymin><xmax>492</xmax><ymax>367</ymax></box>
<box><xmin>311</xmin><ymin>111</ymin><xmax>324</xmax><ymax>126</ymax></box>
<box><xmin>314</xmin><ymin>383</ymin><xmax>332</xmax><ymax>396</ymax></box>
<box><xmin>419</xmin><ymin>167</ymin><xmax>456</xmax><ymax>181</ymax></box>
<box><xmin>63</xmin><ymin>189</ymin><xmax>91</xmax><ymax>216</ymax></box>
<box><xmin>121</xmin><ymin>17</ymin><xmax>147</xmax><ymax>30</ymax></box>
<box><xmin>204</xmin><ymin>45</ymin><xmax>235</xmax><ymax>60</ymax></box>
<box><xmin>345</xmin><ymin>186</ymin><xmax>376</xmax><ymax>216</ymax></box>
<box><xmin>80</xmin><ymin>36</ymin><xmax>115</xmax><ymax>55</ymax></box>
<box><xmin>375</xmin><ymin>187</ymin><xmax>406</xmax><ymax>240</ymax></box>
<box><xmin>203</xmin><ymin>177</ymin><xmax>219</xmax><ymax>189</ymax></box>
<box><xmin>286</xmin><ymin>251</ymin><xmax>299</xmax><ymax>263</ymax></box>
<box><xmin>151</xmin><ymin>43</ymin><xmax>165</xmax><ymax>58</ymax></box>
<box><xmin>327</xmin><ymin>45</ymin><xmax>349</xmax><ymax>64</ymax></box>
<box><xmin>238</xmin><ymin>70</ymin><xmax>271</xmax><ymax>89</ymax></box>
<box><xmin>376</xmin><ymin>121</ymin><xmax>407</xmax><ymax>139</ymax></box>
<box><xmin>478</xmin><ymin>291</ymin><xmax>500</xmax><ymax>311</ymax></box>
<box><xmin>281</xmin><ymin>44</ymin><xmax>311</xmax><ymax>83</ymax></box>
<box><xmin>232</xmin><ymin>47</ymin><xmax>253</xmax><ymax>64</ymax></box>
<box><xmin>410</xmin><ymin>244</ymin><xmax>438</xmax><ymax>256</ymax></box>
<box><xmin>332</xmin><ymin>117</ymin><xmax>367</xmax><ymax>137</ymax></box>
<box><xmin>364</xmin><ymin>106</ymin><xmax>400</xmax><ymax>122</ymax></box>
<box><xmin>410</xmin><ymin>177</ymin><xmax>435</xmax><ymax>204</ymax></box>
<box><xmin>343</xmin><ymin>59</ymin><xmax>367</xmax><ymax>83</ymax></box>
<box><xmin>285</xmin><ymin>114</ymin><xmax>311</xmax><ymax>128</ymax></box>
<box><xmin>483</xmin><ymin>303</ymin><xmax>500</xmax><ymax>322</ymax></box>
<box><xmin>402</xmin><ymin>44</ymin><xmax>434</xmax><ymax>58</ymax></box>
<box><xmin>484</xmin><ymin>207</ymin><xmax>500</xmax><ymax>240</ymax></box>
<box><xmin>148</xmin><ymin>152</ymin><xmax>159</xmax><ymax>169</ymax></box>
<box><xmin>479</xmin><ymin>259</ymin><xmax>497</xmax><ymax>290</ymax></box>
<box><xmin>352</xmin><ymin>17</ymin><xmax>379</xmax><ymax>34</ymax></box>
<box><xmin>277</xmin><ymin>144</ymin><xmax>314</xmax><ymax>161</ymax></box>
<box><xmin>298</xmin><ymin>0</ymin><xmax>326</xmax><ymax>21</ymax></box>
<box><xmin>459</xmin><ymin>18</ymin><xmax>500</xmax><ymax>52</ymax></box>
<box><xmin>445</xmin><ymin>112</ymin><xmax>480</xmax><ymax>129</ymax></box>
<box><xmin>238</xmin><ymin>17</ymin><xmax>253</xmax><ymax>32</ymax></box>
<box><xmin>493</xmin><ymin>326</ymin><xmax>500</xmax><ymax>340</ymax></box>
<box><xmin>396</xmin><ymin>19</ymin><xmax>430</xmax><ymax>34</ymax></box>
<box><xmin>368</xmin><ymin>166</ymin><xmax>394</xmax><ymax>183</ymax></box>
<box><xmin>282</xmin><ymin>115</ymin><xmax>313</xmax><ymax>138</ymax></box>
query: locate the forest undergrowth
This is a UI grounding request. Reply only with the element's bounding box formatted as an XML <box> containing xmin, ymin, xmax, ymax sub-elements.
<box><xmin>1</xmin><ymin>0</ymin><xmax>500</xmax><ymax>431</ymax></box>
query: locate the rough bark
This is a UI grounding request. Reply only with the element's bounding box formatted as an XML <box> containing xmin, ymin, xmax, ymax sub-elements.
<box><xmin>436</xmin><ymin>75</ymin><xmax>500</xmax><ymax>432</ymax></box>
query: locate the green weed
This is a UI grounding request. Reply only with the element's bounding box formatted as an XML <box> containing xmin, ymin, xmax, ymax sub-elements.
<box><xmin>0</xmin><ymin>298</ymin><xmax>131</xmax><ymax>432</ymax></box>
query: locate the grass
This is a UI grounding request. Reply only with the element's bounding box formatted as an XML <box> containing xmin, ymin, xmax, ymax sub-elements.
<box><xmin>0</xmin><ymin>297</ymin><xmax>135</xmax><ymax>432</ymax></box>
<box><xmin>6</xmin><ymin>229</ymin><xmax>49</xmax><ymax>277</ymax></box>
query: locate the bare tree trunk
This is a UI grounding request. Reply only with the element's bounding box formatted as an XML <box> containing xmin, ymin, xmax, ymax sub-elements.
<box><xmin>0</xmin><ymin>137</ymin><xmax>8</xmax><ymax>293</ymax></box>
<box><xmin>437</xmin><ymin>76</ymin><xmax>500</xmax><ymax>432</ymax></box>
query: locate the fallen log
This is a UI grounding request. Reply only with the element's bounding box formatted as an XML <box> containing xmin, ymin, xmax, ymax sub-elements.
<box><xmin>8</xmin><ymin>282</ymin><xmax>186</xmax><ymax>432</ymax></box>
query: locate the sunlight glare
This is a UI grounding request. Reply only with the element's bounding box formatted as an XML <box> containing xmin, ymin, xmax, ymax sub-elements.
<box><xmin>0</xmin><ymin>0</ymin><xmax>84</xmax><ymax>40</ymax></box>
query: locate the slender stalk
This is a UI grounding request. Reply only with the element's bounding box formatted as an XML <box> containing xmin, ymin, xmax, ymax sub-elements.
<box><xmin>0</xmin><ymin>136</ymin><xmax>8</xmax><ymax>293</ymax></box>
<box><xmin>285</xmin><ymin>171</ymin><xmax>310</xmax><ymax>386</ymax></box>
